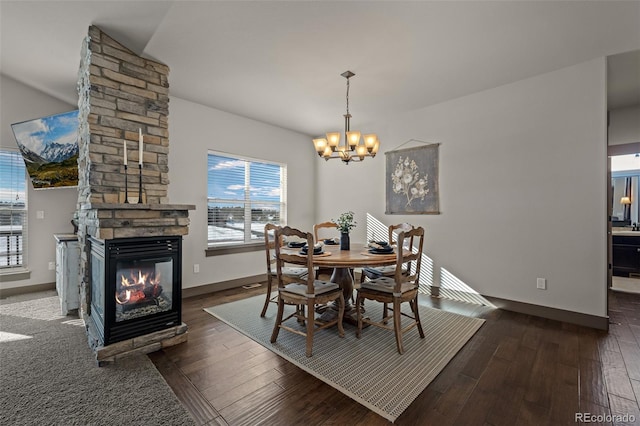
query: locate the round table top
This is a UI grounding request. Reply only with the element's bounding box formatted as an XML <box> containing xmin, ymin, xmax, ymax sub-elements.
<box><xmin>282</xmin><ymin>242</ymin><xmax>400</xmax><ymax>268</ymax></box>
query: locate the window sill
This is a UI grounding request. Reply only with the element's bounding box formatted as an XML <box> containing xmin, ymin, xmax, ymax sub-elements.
<box><xmin>0</xmin><ymin>269</ymin><xmax>32</xmax><ymax>282</ymax></box>
<box><xmin>206</xmin><ymin>242</ymin><xmax>263</xmax><ymax>257</ymax></box>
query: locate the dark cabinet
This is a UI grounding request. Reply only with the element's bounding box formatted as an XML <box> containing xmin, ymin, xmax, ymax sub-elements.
<box><xmin>612</xmin><ymin>235</ymin><xmax>640</xmax><ymax>277</ymax></box>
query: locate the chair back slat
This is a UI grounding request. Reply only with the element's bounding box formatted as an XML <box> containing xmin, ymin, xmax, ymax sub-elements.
<box><xmin>275</xmin><ymin>226</ymin><xmax>316</xmax><ymax>294</ymax></box>
<box><xmin>394</xmin><ymin>227</ymin><xmax>424</xmax><ymax>291</ymax></box>
<box><xmin>264</xmin><ymin>223</ymin><xmax>280</xmax><ymax>274</ymax></box>
<box><xmin>390</xmin><ymin>223</ymin><xmax>415</xmax><ymax>273</ymax></box>
<box><xmin>389</xmin><ymin>223</ymin><xmax>413</xmax><ymax>246</ymax></box>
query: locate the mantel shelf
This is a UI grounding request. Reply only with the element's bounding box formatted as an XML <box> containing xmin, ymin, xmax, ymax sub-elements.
<box><xmin>82</xmin><ymin>203</ymin><xmax>196</xmax><ymax>211</ymax></box>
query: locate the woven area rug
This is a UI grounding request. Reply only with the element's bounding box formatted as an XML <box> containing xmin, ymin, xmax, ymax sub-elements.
<box><xmin>0</xmin><ymin>291</ymin><xmax>195</xmax><ymax>426</ymax></box>
<box><xmin>205</xmin><ymin>294</ymin><xmax>485</xmax><ymax>422</ymax></box>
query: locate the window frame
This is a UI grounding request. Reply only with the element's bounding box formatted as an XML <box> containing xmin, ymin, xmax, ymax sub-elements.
<box><xmin>0</xmin><ymin>148</ymin><xmax>29</xmax><ymax>276</ymax></box>
<box><xmin>206</xmin><ymin>150</ymin><xmax>287</xmax><ymax>253</ymax></box>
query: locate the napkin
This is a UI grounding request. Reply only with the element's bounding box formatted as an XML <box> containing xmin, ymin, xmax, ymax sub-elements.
<box><xmin>368</xmin><ymin>241</ymin><xmax>388</xmax><ymax>250</ymax></box>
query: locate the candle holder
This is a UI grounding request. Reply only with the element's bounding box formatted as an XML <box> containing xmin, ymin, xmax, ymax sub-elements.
<box><xmin>124</xmin><ymin>164</ymin><xmax>129</xmax><ymax>204</ymax></box>
<box><xmin>138</xmin><ymin>163</ymin><xmax>143</xmax><ymax>204</ymax></box>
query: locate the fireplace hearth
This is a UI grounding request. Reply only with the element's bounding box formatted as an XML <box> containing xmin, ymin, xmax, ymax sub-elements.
<box><xmin>89</xmin><ymin>236</ymin><xmax>182</xmax><ymax>346</ymax></box>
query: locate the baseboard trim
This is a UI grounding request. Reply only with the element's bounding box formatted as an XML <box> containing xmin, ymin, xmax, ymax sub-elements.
<box><xmin>182</xmin><ymin>274</ymin><xmax>265</xmax><ymax>299</ymax></box>
<box><xmin>0</xmin><ymin>282</ymin><xmax>56</xmax><ymax>299</ymax></box>
<box><xmin>484</xmin><ymin>295</ymin><xmax>609</xmax><ymax>331</ymax></box>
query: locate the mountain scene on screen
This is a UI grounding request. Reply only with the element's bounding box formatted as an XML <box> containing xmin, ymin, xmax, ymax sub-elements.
<box><xmin>11</xmin><ymin>110</ymin><xmax>79</xmax><ymax>189</ymax></box>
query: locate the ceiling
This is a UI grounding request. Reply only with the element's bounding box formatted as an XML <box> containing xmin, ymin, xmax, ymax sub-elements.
<box><xmin>1</xmin><ymin>1</ymin><xmax>639</xmax><ymax>137</ymax></box>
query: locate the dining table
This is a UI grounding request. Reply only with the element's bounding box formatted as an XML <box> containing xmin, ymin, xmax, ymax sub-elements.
<box><xmin>281</xmin><ymin>242</ymin><xmax>403</xmax><ymax>324</ymax></box>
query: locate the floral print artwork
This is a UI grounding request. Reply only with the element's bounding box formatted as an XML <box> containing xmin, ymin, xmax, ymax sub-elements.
<box><xmin>385</xmin><ymin>144</ymin><xmax>439</xmax><ymax>214</ymax></box>
<box><xmin>392</xmin><ymin>156</ymin><xmax>429</xmax><ymax>208</ymax></box>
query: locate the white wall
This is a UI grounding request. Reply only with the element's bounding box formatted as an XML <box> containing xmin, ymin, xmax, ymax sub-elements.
<box><xmin>315</xmin><ymin>58</ymin><xmax>608</xmax><ymax>318</ymax></box>
<box><xmin>3</xmin><ymin>58</ymin><xmax>611</xmax><ymax>320</ymax></box>
<box><xmin>609</xmin><ymin>105</ymin><xmax>640</xmax><ymax>145</ymax></box>
<box><xmin>168</xmin><ymin>97</ymin><xmax>315</xmax><ymax>290</ymax></box>
<box><xmin>1</xmin><ymin>76</ymin><xmax>316</xmax><ymax>292</ymax></box>
<box><xmin>0</xmin><ymin>75</ymin><xmax>78</xmax><ymax>290</ymax></box>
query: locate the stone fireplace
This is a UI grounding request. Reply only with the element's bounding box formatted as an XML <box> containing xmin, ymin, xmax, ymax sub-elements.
<box><xmin>76</xmin><ymin>26</ymin><xmax>194</xmax><ymax>363</ymax></box>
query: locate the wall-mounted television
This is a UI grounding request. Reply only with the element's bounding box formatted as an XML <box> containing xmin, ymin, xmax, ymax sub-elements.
<box><xmin>10</xmin><ymin>110</ymin><xmax>79</xmax><ymax>189</ymax></box>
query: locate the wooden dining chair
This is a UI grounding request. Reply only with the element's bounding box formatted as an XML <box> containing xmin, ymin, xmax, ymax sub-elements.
<box><xmin>270</xmin><ymin>226</ymin><xmax>345</xmax><ymax>357</ymax></box>
<box><xmin>260</xmin><ymin>223</ymin><xmax>307</xmax><ymax>317</ymax></box>
<box><xmin>313</xmin><ymin>221</ymin><xmax>338</xmax><ymax>242</ymax></box>
<box><xmin>313</xmin><ymin>221</ymin><xmax>339</xmax><ymax>279</ymax></box>
<box><xmin>360</xmin><ymin>223</ymin><xmax>415</xmax><ymax>284</ymax></box>
<box><xmin>355</xmin><ymin>226</ymin><xmax>425</xmax><ymax>354</ymax></box>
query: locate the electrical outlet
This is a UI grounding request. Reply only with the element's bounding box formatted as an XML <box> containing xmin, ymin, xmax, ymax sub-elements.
<box><xmin>48</xmin><ymin>261</ymin><xmax>56</xmax><ymax>270</ymax></box>
<box><xmin>193</xmin><ymin>264</ymin><xmax>200</xmax><ymax>274</ymax></box>
<box><xmin>536</xmin><ymin>278</ymin><xmax>547</xmax><ymax>290</ymax></box>
<box><xmin>37</xmin><ymin>210</ymin><xmax>45</xmax><ymax>219</ymax></box>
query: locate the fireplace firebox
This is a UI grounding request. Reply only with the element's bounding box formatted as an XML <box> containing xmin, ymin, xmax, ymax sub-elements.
<box><xmin>89</xmin><ymin>236</ymin><xmax>182</xmax><ymax>346</ymax></box>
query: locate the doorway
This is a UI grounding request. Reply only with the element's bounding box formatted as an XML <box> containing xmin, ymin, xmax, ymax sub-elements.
<box><xmin>606</xmin><ymin>49</ymin><xmax>640</xmax><ymax>318</ymax></box>
<box><xmin>609</xmin><ymin>153</ymin><xmax>640</xmax><ymax>295</ymax></box>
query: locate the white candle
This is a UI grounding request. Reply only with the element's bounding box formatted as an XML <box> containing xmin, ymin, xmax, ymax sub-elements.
<box><xmin>138</xmin><ymin>128</ymin><xmax>143</xmax><ymax>166</ymax></box>
<box><xmin>123</xmin><ymin>140</ymin><xmax>127</xmax><ymax>166</ymax></box>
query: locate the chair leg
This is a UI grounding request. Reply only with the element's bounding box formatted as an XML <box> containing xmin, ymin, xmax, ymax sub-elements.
<box><xmin>382</xmin><ymin>302</ymin><xmax>389</xmax><ymax>324</ymax></box>
<box><xmin>336</xmin><ymin>293</ymin><xmax>345</xmax><ymax>338</ymax></box>
<box><xmin>297</xmin><ymin>304</ymin><xmax>306</xmax><ymax>324</ymax></box>
<box><xmin>355</xmin><ymin>292</ymin><xmax>363</xmax><ymax>338</ymax></box>
<box><xmin>411</xmin><ymin>298</ymin><xmax>425</xmax><ymax>338</ymax></box>
<box><xmin>349</xmin><ymin>269</ymin><xmax>356</xmax><ymax>304</ymax></box>
<box><xmin>260</xmin><ymin>275</ymin><xmax>273</xmax><ymax>317</ymax></box>
<box><xmin>305</xmin><ymin>298</ymin><xmax>315</xmax><ymax>357</ymax></box>
<box><xmin>393</xmin><ymin>299</ymin><xmax>404</xmax><ymax>354</ymax></box>
<box><xmin>270</xmin><ymin>296</ymin><xmax>284</xmax><ymax>343</ymax></box>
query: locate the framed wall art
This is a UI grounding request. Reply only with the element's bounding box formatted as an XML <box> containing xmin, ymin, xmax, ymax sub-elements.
<box><xmin>11</xmin><ymin>110</ymin><xmax>79</xmax><ymax>189</ymax></box>
<box><xmin>385</xmin><ymin>143</ymin><xmax>440</xmax><ymax>215</ymax></box>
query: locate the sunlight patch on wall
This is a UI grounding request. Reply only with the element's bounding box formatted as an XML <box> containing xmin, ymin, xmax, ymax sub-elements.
<box><xmin>365</xmin><ymin>213</ymin><xmax>389</xmax><ymax>243</ymax></box>
<box><xmin>366</xmin><ymin>213</ymin><xmax>434</xmax><ymax>294</ymax></box>
<box><xmin>440</xmin><ymin>268</ymin><xmax>495</xmax><ymax>307</ymax></box>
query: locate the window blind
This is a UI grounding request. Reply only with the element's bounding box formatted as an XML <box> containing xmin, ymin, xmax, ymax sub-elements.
<box><xmin>207</xmin><ymin>152</ymin><xmax>286</xmax><ymax>246</ymax></box>
<box><xmin>0</xmin><ymin>149</ymin><xmax>27</xmax><ymax>269</ymax></box>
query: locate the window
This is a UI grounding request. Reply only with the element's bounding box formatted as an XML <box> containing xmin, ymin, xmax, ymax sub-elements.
<box><xmin>0</xmin><ymin>149</ymin><xmax>27</xmax><ymax>270</ymax></box>
<box><xmin>207</xmin><ymin>151</ymin><xmax>286</xmax><ymax>246</ymax></box>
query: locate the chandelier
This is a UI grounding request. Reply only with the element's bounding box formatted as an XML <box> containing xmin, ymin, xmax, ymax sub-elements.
<box><xmin>312</xmin><ymin>71</ymin><xmax>379</xmax><ymax>164</ymax></box>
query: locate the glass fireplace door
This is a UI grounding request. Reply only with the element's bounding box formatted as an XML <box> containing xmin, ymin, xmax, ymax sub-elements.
<box><xmin>115</xmin><ymin>257</ymin><xmax>174</xmax><ymax>322</ymax></box>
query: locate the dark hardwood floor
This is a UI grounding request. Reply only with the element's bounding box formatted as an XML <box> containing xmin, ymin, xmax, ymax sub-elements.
<box><xmin>150</xmin><ymin>285</ymin><xmax>640</xmax><ymax>425</ymax></box>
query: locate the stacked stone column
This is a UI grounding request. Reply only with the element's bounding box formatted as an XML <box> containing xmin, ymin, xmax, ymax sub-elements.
<box><xmin>76</xmin><ymin>26</ymin><xmax>191</xmax><ymax>356</ymax></box>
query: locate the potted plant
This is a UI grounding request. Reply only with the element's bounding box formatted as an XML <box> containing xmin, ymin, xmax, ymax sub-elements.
<box><xmin>334</xmin><ymin>211</ymin><xmax>356</xmax><ymax>250</ymax></box>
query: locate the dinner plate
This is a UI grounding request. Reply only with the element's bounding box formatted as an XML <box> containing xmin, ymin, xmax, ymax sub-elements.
<box><xmin>287</xmin><ymin>241</ymin><xmax>306</xmax><ymax>248</ymax></box>
<box><xmin>300</xmin><ymin>248</ymin><xmax>323</xmax><ymax>255</ymax></box>
<box><xmin>369</xmin><ymin>247</ymin><xmax>394</xmax><ymax>254</ymax></box>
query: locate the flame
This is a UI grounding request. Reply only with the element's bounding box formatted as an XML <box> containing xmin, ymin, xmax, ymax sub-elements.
<box><xmin>115</xmin><ymin>289</ymin><xmax>132</xmax><ymax>304</ymax></box>
<box><xmin>115</xmin><ymin>268</ymin><xmax>163</xmax><ymax>305</ymax></box>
